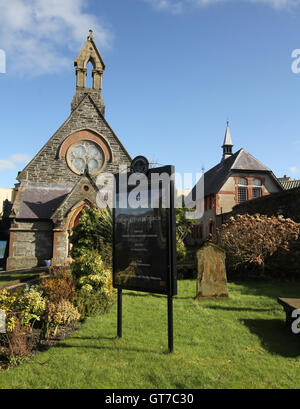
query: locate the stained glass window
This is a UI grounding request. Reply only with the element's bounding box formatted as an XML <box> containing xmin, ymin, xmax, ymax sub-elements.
<box><xmin>67</xmin><ymin>141</ymin><xmax>104</xmax><ymax>175</ymax></box>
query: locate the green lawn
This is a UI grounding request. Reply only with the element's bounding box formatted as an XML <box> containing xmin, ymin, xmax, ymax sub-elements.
<box><xmin>0</xmin><ymin>280</ymin><xmax>300</xmax><ymax>389</ymax></box>
<box><xmin>0</xmin><ymin>273</ymin><xmax>40</xmax><ymax>288</ymax></box>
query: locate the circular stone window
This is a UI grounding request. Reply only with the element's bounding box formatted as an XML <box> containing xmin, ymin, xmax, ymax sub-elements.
<box><xmin>67</xmin><ymin>140</ymin><xmax>104</xmax><ymax>175</ymax></box>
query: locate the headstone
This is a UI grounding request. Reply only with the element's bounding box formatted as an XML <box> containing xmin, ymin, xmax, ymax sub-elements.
<box><xmin>196</xmin><ymin>242</ymin><xmax>228</xmax><ymax>299</ymax></box>
<box><xmin>0</xmin><ymin>309</ymin><xmax>6</xmax><ymax>334</ymax></box>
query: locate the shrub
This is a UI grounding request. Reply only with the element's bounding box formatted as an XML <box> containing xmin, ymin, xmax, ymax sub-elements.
<box><xmin>0</xmin><ymin>288</ymin><xmax>44</xmax><ymax>363</ymax></box>
<box><xmin>69</xmin><ymin>207</ymin><xmax>114</xmax><ymax>319</ymax></box>
<box><xmin>49</xmin><ymin>265</ymin><xmax>72</xmax><ymax>277</ymax></box>
<box><xmin>0</xmin><ymin>286</ymin><xmax>46</xmax><ymax>330</ymax></box>
<box><xmin>176</xmin><ymin>207</ymin><xmax>196</xmax><ymax>264</ymax></box>
<box><xmin>176</xmin><ymin>207</ymin><xmax>195</xmax><ymax>242</ymax></box>
<box><xmin>78</xmin><ymin>270</ymin><xmax>111</xmax><ymax>291</ymax></box>
<box><xmin>176</xmin><ymin>236</ymin><xmax>187</xmax><ymax>262</ymax></box>
<box><xmin>71</xmin><ymin>249</ymin><xmax>113</xmax><ymax>318</ymax></box>
<box><xmin>4</xmin><ymin>316</ymin><xmax>34</xmax><ymax>362</ymax></box>
<box><xmin>217</xmin><ymin>213</ymin><xmax>300</xmax><ymax>275</ymax></box>
<box><xmin>40</xmin><ymin>269</ymin><xmax>75</xmax><ymax>304</ymax></box>
<box><xmin>0</xmin><ymin>288</ymin><xmax>22</xmax><ymax>310</ymax></box>
<box><xmin>45</xmin><ymin>300</ymin><xmax>81</xmax><ymax>327</ymax></box>
<box><xmin>70</xmin><ymin>206</ymin><xmax>112</xmax><ymax>266</ymax></box>
<box><xmin>73</xmin><ymin>288</ymin><xmax>113</xmax><ymax>319</ymax></box>
<box><xmin>18</xmin><ymin>286</ymin><xmax>46</xmax><ymax>327</ymax></box>
<box><xmin>71</xmin><ymin>249</ymin><xmax>106</xmax><ymax>281</ymax></box>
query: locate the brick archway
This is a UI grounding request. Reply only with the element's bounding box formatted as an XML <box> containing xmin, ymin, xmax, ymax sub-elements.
<box><xmin>52</xmin><ymin>201</ymin><xmax>93</xmax><ymax>266</ymax></box>
<box><xmin>65</xmin><ymin>201</ymin><xmax>92</xmax><ymax>233</ymax></box>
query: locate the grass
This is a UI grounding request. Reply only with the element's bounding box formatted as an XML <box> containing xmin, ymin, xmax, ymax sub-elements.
<box><xmin>0</xmin><ymin>280</ymin><xmax>300</xmax><ymax>389</ymax></box>
<box><xmin>0</xmin><ymin>273</ymin><xmax>41</xmax><ymax>288</ymax></box>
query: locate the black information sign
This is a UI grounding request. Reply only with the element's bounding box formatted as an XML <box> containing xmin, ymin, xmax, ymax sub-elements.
<box><xmin>113</xmin><ymin>165</ymin><xmax>177</xmax><ymax>296</ymax></box>
<box><xmin>112</xmin><ymin>163</ymin><xmax>177</xmax><ymax>352</ymax></box>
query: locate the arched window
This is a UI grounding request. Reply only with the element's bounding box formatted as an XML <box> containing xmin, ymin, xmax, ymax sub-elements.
<box><xmin>238</xmin><ymin>178</ymin><xmax>248</xmax><ymax>203</ymax></box>
<box><xmin>238</xmin><ymin>178</ymin><xmax>247</xmax><ymax>186</ymax></box>
<box><xmin>86</xmin><ymin>61</ymin><xmax>93</xmax><ymax>89</ymax></box>
<box><xmin>252</xmin><ymin>178</ymin><xmax>262</xmax><ymax>199</ymax></box>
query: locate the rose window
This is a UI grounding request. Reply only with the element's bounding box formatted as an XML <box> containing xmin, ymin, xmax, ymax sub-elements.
<box><xmin>67</xmin><ymin>141</ymin><xmax>104</xmax><ymax>175</ymax></box>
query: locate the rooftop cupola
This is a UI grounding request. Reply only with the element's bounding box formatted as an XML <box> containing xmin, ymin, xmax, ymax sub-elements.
<box><xmin>221</xmin><ymin>121</ymin><xmax>234</xmax><ymax>161</ymax></box>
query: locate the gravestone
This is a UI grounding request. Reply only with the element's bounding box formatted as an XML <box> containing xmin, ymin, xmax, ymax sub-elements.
<box><xmin>196</xmin><ymin>242</ymin><xmax>228</xmax><ymax>299</ymax></box>
<box><xmin>0</xmin><ymin>309</ymin><xmax>6</xmax><ymax>334</ymax></box>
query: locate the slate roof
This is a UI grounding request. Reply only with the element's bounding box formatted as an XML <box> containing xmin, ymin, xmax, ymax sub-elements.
<box><xmin>16</xmin><ymin>182</ymin><xmax>74</xmax><ymax>219</ymax></box>
<box><xmin>188</xmin><ymin>148</ymin><xmax>282</xmax><ymax>201</ymax></box>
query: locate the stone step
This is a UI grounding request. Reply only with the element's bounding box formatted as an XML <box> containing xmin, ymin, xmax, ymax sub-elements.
<box><xmin>3</xmin><ymin>275</ymin><xmax>50</xmax><ymax>292</ymax></box>
<box><xmin>0</xmin><ymin>266</ymin><xmax>50</xmax><ymax>276</ymax></box>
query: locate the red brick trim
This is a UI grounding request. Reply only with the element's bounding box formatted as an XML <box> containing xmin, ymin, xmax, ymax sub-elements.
<box><xmin>59</xmin><ymin>129</ymin><xmax>112</xmax><ymax>162</ymax></box>
<box><xmin>234</xmin><ymin>177</ymin><xmax>239</xmax><ymax>204</ymax></box>
<box><xmin>216</xmin><ymin>194</ymin><xmax>220</xmax><ymax>214</ymax></box>
<box><xmin>8</xmin><ymin>232</ymin><xmax>15</xmax><ymax>257</ymax></box>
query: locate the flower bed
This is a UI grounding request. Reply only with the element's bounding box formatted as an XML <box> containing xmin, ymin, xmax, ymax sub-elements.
<box><xmin>0</xmin><ymin>263</ymin><xmax>113</xmax><ymax>370</ymax></box>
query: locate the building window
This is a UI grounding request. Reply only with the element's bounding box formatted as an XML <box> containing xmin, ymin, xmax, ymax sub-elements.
<box><xmin>238</xmin><ymin>178</ymin><xmax>248</xmax><ymax>203</ymax></box>
<box><xmin>66</xmin><ymin>140</ymin><xmax>104</xmax><ymax>175</ymax></box>
<box><xmin>252</xmin><ymin>178</ymin><xmax>262</xmax><ymax>199</ymax></box>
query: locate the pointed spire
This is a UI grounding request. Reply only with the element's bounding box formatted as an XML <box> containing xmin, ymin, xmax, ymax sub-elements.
<box><xmin>223</xmin><ymin>121</ymin><xmax>233</xmax><ymax>147</ymax></box>
<box><xmin>221</xmin><ymin>121</ymin><xmax>234</xmax><ymax>161</ymax></box>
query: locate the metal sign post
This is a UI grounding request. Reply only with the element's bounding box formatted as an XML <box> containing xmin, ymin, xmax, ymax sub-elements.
<box><xmin>113</xmin><ymin>159</ymin><xmax>177</xmax><ymax>353</ymax></box>
<box><xmin>117</xmin><ymin>288</ymin><xmax>122</xmax><ymax>339</ymax></box>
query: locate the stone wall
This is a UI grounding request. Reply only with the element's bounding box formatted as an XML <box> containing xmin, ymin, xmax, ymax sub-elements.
<box><xmin>6</xmin><ymin>221</ymin><xmax>53</xmax><ymax>270</ymax></box>
<box><xmin>18</xmin><ymin>92</ymin><xmax>131</xmax><ymax>185</ymax></box>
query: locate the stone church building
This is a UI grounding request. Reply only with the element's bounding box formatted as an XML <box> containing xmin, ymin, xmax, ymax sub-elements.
<box><xmin>3</xmin><ymin>30</ymin><xmax>131</xmax><ymax>270</ymax></box>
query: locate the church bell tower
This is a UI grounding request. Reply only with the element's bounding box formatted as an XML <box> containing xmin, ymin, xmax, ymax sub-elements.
<box><xmin>71</xmin><ymin>30</ymin><xmax>106</xmax><ymax>115</ymax></box>
<box><xmin>221</xmin><ymin>121</ymin><xmax>234</xmax><ymax>161</ymax></box>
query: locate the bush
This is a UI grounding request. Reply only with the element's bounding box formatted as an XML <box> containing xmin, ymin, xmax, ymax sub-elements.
<box><xmin>0</xmin><ymin>287</ymin><xmax>45</xmax><ymax>363</ymax></box>
<box><xmin>176</xmin><ymin>236</ymin><xmax>187</xmax><ymax>262</ymax></box>
<box><xmin>70</xmin><ymin>246</ymin><xmax>113</xmax><ymax>318</ymax></box>
<box><xmin>18</xmin><ymin>286</ymin><xmax>46</xmax><ymax>328</ymax></box>
<box><xmin>73</xmin><ymin>287</ymin><xmax>113</xmax><ymax>319</ymax></box>
<box><xmin>70</xmin><ymin>206</ymin><xmax>112</xmax><ymax>266</ymax></box>
<box><xmin>4</xmin><ymin>316</ymin><xmax>35</xmax><ymax>362</ymax></box>
<box><xmin>217</xmin><ymin>213</ymin><xmax>300</xmax><ymax>276</ymax></box>
<box><xmin>40</xmin><ymin>268</ymin><xmax>75</xmax><ymax>304</ymax></box>
<box><xmin>71</xmin><ymin>249</ymin><xmax>106</xmax><ymax>280</ymax></box>
<box><xmin>45</xmin><ymin>300</ymin><xmax>81</xmax><ymax>327</ymax></box>
<box><xmin>0</xmin><ymin>286</ymin><xmax>46</xmax><ymax>330</ymax></box>
<box><xmin>0</xmin><ymin>289</ymin><xmax>18</xmax><ymax>332</ymax></box>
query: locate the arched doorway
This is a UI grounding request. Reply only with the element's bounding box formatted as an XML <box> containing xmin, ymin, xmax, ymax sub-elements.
<box><xmin>65</xmin><ymin>201</ymin><xmax>92</xmax><ymax>262</ymax></box>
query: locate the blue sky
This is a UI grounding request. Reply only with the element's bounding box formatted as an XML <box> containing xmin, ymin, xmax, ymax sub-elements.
<box><xmin>0</xmin><ymin>0</ymin><xmax>300</xmax><ymax>188</ymax></box>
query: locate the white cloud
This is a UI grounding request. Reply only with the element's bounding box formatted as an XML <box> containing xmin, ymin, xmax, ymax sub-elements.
<box><xmin>249</xmin><ymin>0</ymin><xmax>300</xmax><ymax>8</ymax></box>
<box><xmin>144</xmin><ymin>0</ymin><xmax>300</xmax><ymax>13</ymax></box>
<box><xmin>0</xmin><ymin>0</ymin><xmax>112</xmax><ymax>76</ymax></box>
<box><xmin>0</xmin><ymin>154</ymin><xmax>31</xmax><ymax>171</ymax></box>
<box><xmin>290</xmin><ymin>166</ymin><xmax>299</xmax><ymax>174</ymax></box>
